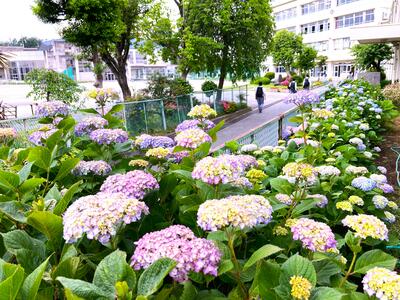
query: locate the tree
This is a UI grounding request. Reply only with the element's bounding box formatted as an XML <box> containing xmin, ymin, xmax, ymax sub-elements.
<box><xmin>186</xmin><ymin>0</ymin><xmax>275</xmax><ymax>89</ymax></box>
<box><xmin>77</xmin><ymin>48</ymin><xmax>106</xmax><ymax>88</ymax></box>
<box><xmin>271</xmin><ymin>30</ymin><xmax>303</xmax><ymax>75</ymax></box>
<box><xmin>0</xmin><ymin>37</ymin><xmax>41</xmax><ymax>48</ymax></box>
<box><xmin>316</xmin><ymin>55</ymin><xmax>328</xmax><ymax>80</ymax></box>
<box><xmin>295</xmin><ymin>45</ymin><xmax>318</xmax><ymax>75</ymax></box>
<box><xmin>25</xmin><ymin>68</ymin><xmax>82</xmax><ymax>105</ymax></box>
<box><xmin>33</xmin><ymin>0</ymin><xmax>153</xmax><ymax>99</ymax></box>
<box><xmin>351</xmin><ymin>43</ymin><xmax>393</xmax><ymax>72</ymax></box>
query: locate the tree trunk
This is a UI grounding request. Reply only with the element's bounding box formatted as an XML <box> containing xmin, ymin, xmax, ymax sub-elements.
<box><xmin>116</xmin><ymin>71</ymin><xmax>131</xmax><ymax>100</ymax></box>
<box><xmin>92</xmin><ymin>52</ymin><xmax>104</xmax><ymax>88</ymax></box>
<box><xmin>101</xmin><ymin>53</ymin><xmax>132</xmax><ymax>100</ymax></box>
<box><xmin>95</xmin><ymin>72</ymin><xmax>104</xmax><ymax>88</ymax></box>
<box><xmin>181</xmin><ymin>69</ymin><xmax>189</xmax><ymax>81</ymax></box>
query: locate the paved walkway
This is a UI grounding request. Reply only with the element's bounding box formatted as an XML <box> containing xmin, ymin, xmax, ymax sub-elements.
<box><xmin>212</xmin><ymin>86</ymin><xmax>328</xmax><ymax>151</ymax></box>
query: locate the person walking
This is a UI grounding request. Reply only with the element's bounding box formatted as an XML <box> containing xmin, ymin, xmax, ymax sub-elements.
<box><xmin>255</xmin><ymin>82</ymin><xmax>265</xmax><ymax>113</ymax></box>
<box><xmin>288</xmin><ymin>78</ymin><xmax>297</xmax><ymax>94</ymax></box>
<box><xmin>303</xmin><ymin>76</ymin><xmax>310</xmax><ymax>90</ymax></box>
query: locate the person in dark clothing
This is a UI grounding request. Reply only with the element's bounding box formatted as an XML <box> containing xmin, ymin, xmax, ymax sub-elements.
<box><xmin>255</xmin><ymin>82</ymin><xmax>265</xmax><ymax>113</ymax></box>
<box><xmin>288</xmin><ymin>78</ymin><xmax>297</xmax><ymax>94</ymax></box>
<box><xmin>303</xmin><ymin>76</ymin><xmax>310</xmax><ymax>90</ymax></box>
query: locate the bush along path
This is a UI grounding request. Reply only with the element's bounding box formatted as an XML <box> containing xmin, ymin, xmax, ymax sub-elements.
<box><xmin>0</xmin><ymin>80</ymin><xmax>398</xmax><ymax>299</ymax></box>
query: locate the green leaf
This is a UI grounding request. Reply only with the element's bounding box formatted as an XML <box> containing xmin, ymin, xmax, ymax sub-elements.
<box><xmin>46</xmin><ymin>130</ymin><xmax>63</xmax><ymax>151</ymax></box>
<box><xmin>289</xmin><ymin>116</ymin><xmax>303</xmax><ymax>123</ymax></box>
<box><xmin>313</xmin><ymin>259</ymin><xmax>341</xmax><ymax>286</ymax></box>
<box><xmin>54</xmin><ymin>158</ymin><xmax>80</xmax><ymax>182</ymax></box>
<box><xmin>243</xmin><ymin>244</ymin><xmax>282</xmax><ymax>269</ymax></box>
<box><xmin>292</xmin><ymin>199</ymin><xmax>320</xmax><ymax>217</ymax></box>
<box><xmin>57</xmin><ymin>277</ymin><xmax>112</xmax><ymax>300</ymax></box>
<box><xmin>137</xmin><ymin>258</ymin><xmax>177</xmax><ymax>296</ymax></box>
<box><xmin>19</xmin><ymin>178</ymin><xmax>46</xmax><ymax>194</ymax></box>
<box><xmin>208</xmin><ymin>120</ymin><xmax>224</xmax><ymax>142</ymax></box>
<box><xmin>0</xmin><ymin>170</ymin><xmax>20</xmax><ymax>192</ymax></box>
<box><xmin>27</xmin><ymin>211</ymin><xmax>63</xmax><ymax>251</ymax></box>
<box><xmin>79</xmin><ymin>108</ymin><xmax>100</xmax><ymax>115</ymax></box>
<box><xmin>354</xmin><ymin>250</ymin><xmax>397</xmax><ymax>274</ymax></box>
<box><xmin>249</xmin><ymin>260</ymin><xmax>280</xmax><ymax>299</ymax></box>
<box><xmin>105</xmin><ymin>104</ymin><xmax>123</xmax><ymax>116</ymax></box>
<box><xmin>65</xmin><ymin>288</ymin><xmax>85</xmax><ymax>300</ymax></box>
<box><xmin>0</xmin><ymin>201</ymin><xmax>28</xmax><ymax>223</ymax></box>
<box><xmin>45</xmin><ymin>185</ymin><xmax>62</xmax><ymax>201</ymax></box>
<box><xmin>27</xmin><ymin>147</ymin><xmax>52</xmax><ymax>170</ymax></box>
<box><xmin>0</xmin><ymin>259</ymin><xmax>25</xmax><ymax>300</ymax></box>
<box><xmin>180</xmin><ymin>281</ymin><xmax>197</xmax><ymax>300</ymax></box>
<box><xmin>342</xmin><ymin>291</ymin><xmax>369</xmax><ymax>300</ymax></box>
<box><xmin>1</xmin><ymin>230</ymin><xmax>46</xmax><ymax>273</ymax></box>
<box><xmin>93</xmin><ymin>250</ymin><xmax>136</xmax><ymax>295</ymax></box>
<box><xmin>269</xmin><ymin>178</ymin><xmax>293</xmax><ymax>194</ymax></box>
<box><xmin>311</xmin><ymin>287</ymin><xmax>344</xmax><ymax>300</ymax></box>
<box><xmin>218</xmin><ymin>260</ymin><xmax>234</xmax><ymax>275</ymax></box>
<box><xmin>53</xmin><ymin>181</ymin><xmax>82</xmax><ymax>215</ymax></box>
<box><xmin>18</xmin><ymin>162</ymin><xmax>33</xmax><ymax>184</ymax></box>
<box><xmin>20</xmin><ymin>256</ymin><xmax>51</xmax><ymax>300</ymax></box>
<box><xmin>345</xmin><ymin>231</ymin><xmax>362</xmax><ymax>254</ymax></box>
<box><xmin>52</xmin><ymin>257</ymin><xmax>80</xmax><ymax>280</ymax></box>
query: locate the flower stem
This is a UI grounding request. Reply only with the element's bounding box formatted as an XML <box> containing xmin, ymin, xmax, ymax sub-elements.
<box><xmin>339</xmin><ymin>251</ymin><xmax>357</xmax><ymax>288</ymax></box>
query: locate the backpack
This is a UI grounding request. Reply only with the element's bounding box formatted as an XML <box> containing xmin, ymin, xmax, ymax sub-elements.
<box><xmin>256</xmin><ymin>86</ymin><xmax>263</xmax><ymax>97</ymax></box>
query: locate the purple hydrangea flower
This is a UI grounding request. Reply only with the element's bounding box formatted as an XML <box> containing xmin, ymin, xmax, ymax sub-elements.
<box><xmin>28</xmin><ymin>127</ymin><xmax>57</xmax><ymax>146</ymax></box>
<box><xmin>89</xmin><ymin>129</ymin><xmax>129</xmax><ymax>145</ymax></box>
<box><xmin>134</xmin><ymin>134</ymin><xmax>175</xmax><ymax>149</ymax></box>
<box><xmin>290</xmin><ymin>218</ymin><xmax>337</xmax><ymax>252</ymax></box>
<box><xmin>378</xmin><ymin>183</ymin><xmax>395</xmax><ymax>194</ymax></box>
<box><xmin>74</xmin><ymin>117</ymin><xmax>108</xmax><ymax>136</ymax></box>
<box><xmin>168</xmin><ymin>149</ymin><xmax>190</xmax><ymax>163</ymax></box>
<box><xmin>237</xmin><ymin>155</ymin><xmax>258</xmax><ymax>169</ymax></box>
<box><xmin>35</xmin><ymin>101</ymin><xmax>69</xmax><ymax>118</ymax></box>
<box><xmin>72</xmin><ymin>160</ymin><xmax>112</xmax><ymax>176</ymax></box>
<box><xmin>100</xmin><ymin>170</ymin><xmax>159</xmax><ymax>200</ymax></box>
<box><xmin>175</xmin><ymin>128</ymin><xmax>212</xmax><ymax>149</ymax></box>
<box><xmin>284</xmin><ymin>90</ymin><xmax>320</xmax><ymax>106</ymax></box>
<box><xmin>308</xmin><ymin>194</ymin><xmax>329</xmax><ymax>208</ymax></box>
<box><xmin>351</xmin><ymin>176</ymin><xmax>377</xmax><ymax>192</ymax></box>
<box><xmin>130</xmin><ymin>225</ymin><xmax>221</xmax><ymax>282</ymax></box>
<box><xmin>63</xmin><ymin>192</ymin><xmax>149</xmax><ymax>244</ymax></box>
<box><xmin>175</xmin><ymin>119</ymin><xmax>215</xmax><ymax>133</ymax></box>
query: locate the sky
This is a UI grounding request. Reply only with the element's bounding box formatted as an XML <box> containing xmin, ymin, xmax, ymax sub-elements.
<box><xmin>0</xmin><ymin>0</ymin><xmax>178</xmax><ymax>42</ymax></box>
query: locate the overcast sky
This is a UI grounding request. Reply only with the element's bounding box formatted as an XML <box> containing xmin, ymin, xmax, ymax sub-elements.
<box><xmin>0</xmin><ymin>0</ymin><xmax>178</xmax><ymax>42</ymax></box>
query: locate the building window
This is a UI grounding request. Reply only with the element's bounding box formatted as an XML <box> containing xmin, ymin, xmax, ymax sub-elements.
<box><xmin>275</xmin><ymin>7</ymin><xmax>297</xmax><ymax>22</ymax></box>
<box><xmin>301</xmin><ymin>19</ymin><xmax>330</xmax><ymax>34</ymax></box>
<box><xmin>285</xmin><ymin>26</ymin><xmax>296</xmax><ymax>33</ymax></box>
<box><xmin>333</xmin><ymin>37</ymin><xmax>352</xmax><ymax>50</ymax></box>
<box><xmin>336</xmin><ymin>10</ymin><xmax>375</xmax><ymax>28</ymax></box>
<box><xmin>302</xmin><ymin>0</ymin><xmax>331</xmax><ymax>15</ymax></box>
<box><xmin>78</xmin><ymin>60</ymin><xmax>92</xmax><ymax>73</ymax></box>
<box><xmin>337</xmin><ymin>0</ymin><xmax>360</xmax><ymax>5</ymax></box>
<box><xmin>307</xmin><ymin>40</ymin><xmax>329</xmax><ymax>52</ymax></box>
<box><xmin>275</xmin><ymin>66</ymin><xmax>286</xmax><ymax>73</ymax></box>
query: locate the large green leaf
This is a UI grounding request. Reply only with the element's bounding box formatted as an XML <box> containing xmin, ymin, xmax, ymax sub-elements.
<box><xmin>46</xmin><ymin>130</ymin><xmax>63</xmax><ymax>151</ymax></box>
<box><xmin>249</xmin><ymin>260</ymin><xmax>280</xmax><ymax>299</ymax></box>
<box><xmin>20</xmin><ymin>256</ymin><xmax>51</xmax><ymax>300</ymax></box>
<box><xmin>1</xmin><ymin>230</ymin><xmax>46</xmax><ymax>273</ymax></box>
<box><xmin>44</xmin><ymin>185</ymin><xmax>62</xmax><ymax>201</ymax></box>
<box><xmin>137</xmin><ymin>258</ymin><xmax>177</xmax><ymax>296</ymax></box>
<box><xmin>311</xmin><ymin>287</ymin><xmax>344</xmax><ymax>300</ymax></box>
<box><xmin>27</xmin><ymin>211</ymin><xmax>63</xmax><ymax>251</ymax></box>
<box><xmin>57</xmin><ymin>277</ymin><xmax>112</xmax><ymax>300</ymax></box>
<box><xmin>27</xmin><ymin>147</ymin><xmax>52</xmax><ymax>170</ymax></box>
<box><xmin>18</xmin><ymin>162</ymin><xmax>33</xmax><ymax>184</ymax></box>
<box><xmin>54</xmin><ymin>158</ymin><xmax>80</xmax><ymax>182</ymax></box>
<box><xmin>0</xmin><ymin>201</ymin><xmax>28</xmax><ymax>223</ymax></box>
<box><xmin>52</xmin><ymin>257</ymin><xmax>80</xmax><ymax>280</ymax></box>
<box><xmin>53</xmin><ymin>181</ymin><xmax>82</xmax><ymax>215</ymax></box>
<box><xmin>93</xmin><ymin>250</ymin><xmax>136</xmax><ymax>295</ymax></box>
<box><xmin>0</xmin><ymin>259</ymin><xmax>25</xmax><ymax>300</ymax></box>
<box><xmin>342</xmin><ymin>291</ymin><xmax>369</xmax><ymax>300</ymax></box>
<box><xmin>208</xmin><ymin>120</ymin><xmax>224</xmax><ymax>142</ymax></box>
<box><xmin>243</xmin><ymin>244</ymin><xmax>282</xmax><ymax>269</ymax></box>
<box><xmin>354</xmin><ymin>250</ymin><xmax>397</xmax><ymax>274</ymax></box>
<box><xmin>180</xmin><ymin>281</ymin><xmax>197</xmax><ymax>300</ymax></box>
<box><xmin>269</xmin><ymin>178</ymin><xmax>293</xmax><ymax>194</ymax></box>
<box><xmin>0</xmin><ymin>170</ymin><xmax>19</xmax><ymax>192</ymax></box>
<box><xmin>313</xmin><ymin>259</ymin><xmax>342</xmax><ymax>286</ymax></box>
<box><xmin>19</xmin><ymin>178</ymin><xmax>46</xmax><ymax>194</ymax></box>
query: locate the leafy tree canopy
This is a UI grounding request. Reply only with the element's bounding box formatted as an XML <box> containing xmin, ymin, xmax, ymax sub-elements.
<box><xmin>0</xmin><ymin>37</ymin><xmax>42</xmax><ymax>48</ymax></box>
<box><xmin>271</xmin><ymin>30</ymin><xmax>303</xmax><ymax>73</ymax></box>
<box><xmin>351</xmin><ymin>43</ymin><xmax>393</xmax><ymax>72</ymax></box>
<box><xmin>295</xmin><ymin>45</ymin><xmax>318</xmax><ymax>73</ymax></box>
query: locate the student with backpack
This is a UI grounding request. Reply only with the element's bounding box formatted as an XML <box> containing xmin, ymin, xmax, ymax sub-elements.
<box><xmin>255</xmin><ymin>82</ymin><xmax>265</xmax><ymax>113</ymax></box>
<box><xmin>288</xmin><ymin>78</ymin><xmax>297</xmax><ymax>94</ymax></box>
<box><xmin>303</xmin><ymin>76</ymin><xmax>310</xmax><ymax>90</ymax></box>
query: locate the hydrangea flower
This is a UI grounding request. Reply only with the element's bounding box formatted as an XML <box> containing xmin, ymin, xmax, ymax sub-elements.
<box><xmin>282</xmin><ymin>162</ymin><xmax>317</xmax><ymax>184</ymax></box>
<box><xmin>312</xmin><ymin>108</ymin><xmax>334</xmax><ymax>119</ymax></box>
<box><xmin>75</xmin><ymin>117</ymin><xmax>108</xmax><ymax>136</ymax></box>
<box><xmin>315</xmin><ymin>166</ymin><xmax>341</xmax><ymax>176</ymax></box>
<box><xmin>349</xmin><ymin>137</ymin><xmax>364</xmax><ymax>146</ymax></box>
<box><xmin>351</xmin><ymin>177</ymin><xmax>377</xmax><ymax>192</ymax></box>
<box><xmin>388</xmin><ymin>201</ymin><xmax>399</xmax><ymax>210</ymax></box>
<box><xmin>336</xmin><ymin>201</ymin><xmax>353</xmax><ymax>212</ymax></box>
<box><xmin>290</xmin><ymin>138</ymin><xmax>320</xmax><ymax>148</ymax></box>
<box><xmin>378</xmin><ymin>166</ymin><xmax>387</xmax><ymax>174</ymax></box>
<box><xmin>100</xmin><ymin>170</ymin><xmax>159</xmax><ymax>200</ymax></box>
<box><xmin>134</xmin><ymin>134</ymin><xmax>175</xmax><ymax>149</ymax></box>
<box><xmin>0</xmin><ymin>128</ymin><xmax>17</xmax><ymax>141</ymax></box>
<box><xmin>331</xmin><ymin>124</ymin><xmax>339</xmax><ymax>130</ymax></box>
<box><xmin>36</xmin><ymin>101</ymin><xmax>69</xmax><ymax>118</ymax></box>
<box><xmin>384</xmin><ymin>211</ymin><xmax>396</xmax><ymax>223</ymax></box>
<box><xmin>63</xmin><ymin>193</ymin><xmax>149</xmax><ymax>244</ymax></box>
<box><xmin>237</xmin><ymin>155</ymin><xmax>258</xmax><ymax>169</ymax></box>
<box><xmin>167</xmin><ymin>150</ymin><xmax>190</xmax><ymax>163</ymax></box>
<box><xmin>90</xmin><ymin>129</ymin><xmax>129</xmax><ymax>145</ymax></box>
<box><xmin>359</xmin><ymin>123</ymin><xmax>370</xmax><ymax>131</ymax></box>
<box><xmin>175</xmin><ymin>119</ymin><xmax>215</xmax><ymax>133</ymax></box>
<box><xmin>129</xmin><ymin>159</ymin><xmax>149</xmax><ymax>168</ymax></box>
<box><xmin>372</xmin><ymin>195</ymin><xmax>389</xmax><ymax>209</ymax></box>
<box><xmin>240</xmin><ymin>144</ymin><xmax>258</xmax><ymax>152</ymax></box>
<box><xmin>290</xmin><ymin>218</ymin><xmax>337</xmax><ymax>252</ymax></box>
<box><xmin>284</xmin><ymin>90</ymin><xmax>320</xmax><ymax>106</ymax></box>
<box><xmin>175</xmin><ymin>128</ymin><xmax>212</xmax><ymax>149</ymax></box>
<box><xmin>130</xmin><ymin>225</ymin><xmax>221</xmax><ymax>282</ymax></box>
<box><xmin>345</xmin><ymin>165</ymin><xmax>368</xmax><ymax>175</ymax></box>
<box><xmin>370</xmin><ymin>174</ymin><xmax>388</xmax><ymax>184</ymax></box>
<box><xmin>290</xmin><ymin>276</ymin><xmax>312</xmax><ymax>300</ymax></box>
<box><xmin>72</xmin><ymin>160</ymin><xmax>112</xmax><ymax>176</ymax></box>
<box><xmin>192</xmin><ymin>155</ymin><xmax>244</xmax><ymax>185</ymax></box>
<box><xmin>230</xmin><ymin>177</ymin><xmax>253</xmax><ymax>189</ymax></box>
<box><xmin>373</xmin><ymin>147</ymin><xmax>381</xmax><ymax>152</ymax></box>
<box><xmin>342</xmin><ymin>214</ymin><xmax>388</xmax><ymax>240</ymax></box>
<box><xmin>145</xmin><ymin>147</ymin><xmax>171</xmax><ymax>159</ymax></box>
<box><xmin>246</xmin><ymin>169</ymin><xmax>267</xmax><ymax>183</ymax></box>
<box><xmin>308</xmin><ymin>194</ymin><xmax>328</xmax><ymax>208</ymax></box>
<box><xmin>197</xmin><ymin>195</ymin><xmax>273</xmax><ymax>231</ymax></box>
<box><xmin>187</xmin><ymin>104</ymin><xmax>217</xmax><ymax>120</ymax></box>
<box><xmin>362</xmin><ymin>267</ymin><xmax>400</xmax><ymax>300</ymax></box>
<box><xmin>378</xmin><ymin>183</ymin><xmax>395</xmax><ymax>194</ymax></box>
<box><xmin>275</xmin><ymin>193</ymin><xmax>293</xmax><ymax>205</ymax></box>
<box><xmin>28</xmin><ymin>127</ymin><xmax>58</xmax><ymax>146</ymax></box>
<box><xmin>348</xmin><ymin>196</ymin><xmax>364</xmax><ymax>206</ymax></box>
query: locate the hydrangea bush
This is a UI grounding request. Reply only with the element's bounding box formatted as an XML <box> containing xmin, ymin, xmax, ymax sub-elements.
<box><xmin>0</xmin><ymin>80</ymin><xmax>399</xmax><ymax>299</ymax></box>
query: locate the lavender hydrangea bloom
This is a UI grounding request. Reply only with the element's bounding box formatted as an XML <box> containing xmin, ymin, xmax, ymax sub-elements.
<box><xmin>28</xmin><ymin>128</ymin><xmax>57</xmax><ymax>146</ymax></box>
<box><xmin>72</xmin><ymin>160</ymin><xmax>112</xmax><ymax>176</ymax></box>
<box><xmin>308</xmin><ymin>194</ymin><xmax>329</xmax><ymax>208</ymax></box>
<box><xmin>175</xmin><ymin>128</ymin><xmax>212</xmax><ymax>149</ymax></box>
<box><xmin>290</xmin><ymin>218</ymin><xmax>337</xmax><ymax>252</ymax></box>
<box><xmin>130</xmin><ymin>225</ymin><xmax>221</xmax><ymax>282</ymax></box>
<box><xmin>167</xmin><ymin>149</ymin><xmax>190</xmax><ymax>163</ymax></box>
<box><xmin>284</xmin><ymin>90</ymin><xmax>320</xmax><ymax>106</ymax></box>
<box><xmin>378</xmin><ymin>183</ymin><xmax>395</xmax><ymax>194</ymax></box>
<box><xmin>237</xmin><ymin>155</ymin><xmax>258</xmax><ymax>169</ymax></box>
<box><xmin>89</xmin><ymin>129</ymin><xmax>129</xmax><ymax>145</ymax></box>
<box><xmin>134</xmin><ymin>134</ymin><xmax>175</xmax><ymax>149</ymax></box>
<box><xmin>351</xmin><ymin>176</ymin><xmax>377</xmax><ymax>192</ymax></box>
<box><xmin>74</xmin><ymin>117</ymin><xmax>108</xmax><ymax>136</ymax></box>
<box><xmin>36</xmin><ymin>101</ymin><xmax>69</xmax><ymax>118</ymax></box>
<box><xmin>63</xmin><ymin>193</ymin><xmax>149</xmax><ymax>244</ymax></box>
<box><xmin>175</xmin><ymin>119</ymin><xmax>215</xmax><ymax>133</ymax></box>
<box><xmin>100</xmin><ymin>170</ymin><xmax>159</xmax><ymax>199</ymax></box>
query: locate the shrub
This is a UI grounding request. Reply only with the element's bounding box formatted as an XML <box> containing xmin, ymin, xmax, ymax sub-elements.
<box><xmin>201</xmin><ymin>81</ymin><xmax>218</xmax><ymax>92</ymax></box>
<box><xmin>169</xmin><ymin>78</ymin><xmax>194</xmax><ymax>96</ymax></box>
<box><xmin>264</xmin><ymin>72</ymin><xmax>276</xmax><ymax>80</ymax></box>
<box><xmin>383</xmin><ymin>83</ymin><xmax>400</xmax><ymax>106</ymax></box>
<box><xmin>380</xmin><ymin>80</ymin><xmax>392</xmax><ymax>89</ymax></box>
<box><xmin>292</xmin><ymin>75</ymin><xmax>304</xmax><ymax>87</ymax></box>
<box><xmin>250</xmin><ymin>77</ymin><xmax>271</xmax><ymax>85</ymax></box>
<box><xmin>147</xmin><ymin>75</ymin><xmax>194</xmax><ymax>98</ymax></box>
